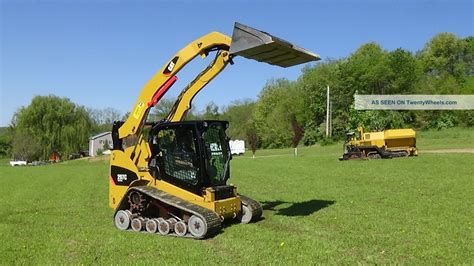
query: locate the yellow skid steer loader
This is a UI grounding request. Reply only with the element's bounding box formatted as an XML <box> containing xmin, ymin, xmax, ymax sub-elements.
<box><xmin>109</xmin><ymin>22</ymin><xmax>319</xmax><ymax>238</ymax></box>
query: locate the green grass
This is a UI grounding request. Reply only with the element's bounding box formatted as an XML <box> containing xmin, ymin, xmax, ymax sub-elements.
<box><xmin>417</xmin><ymin>127</ymin><xmax>474</xmax><ymax>150</ymax></box>
<box><xmin>0</xmin><ymin>128</ymin><xmax>473</xmax><ymax>264</ymax></box>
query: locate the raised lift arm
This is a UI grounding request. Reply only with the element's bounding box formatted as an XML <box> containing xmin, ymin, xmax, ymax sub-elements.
<box><xmin>166</xmin><ymin>50</ymin><xmax>231</xmax><ymax>122</ymax></box>
<box><xmin>118</xmin><ymin>22</ymin><xmax>320</xmax><ymax>140</ymax></box>
<box><xmin>118</xmin><ymin>32</ymin><xmax>232</xmax><ymax>139</ymax></box>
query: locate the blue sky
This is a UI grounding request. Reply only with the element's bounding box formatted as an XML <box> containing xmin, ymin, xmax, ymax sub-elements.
<box><xmin>1</xmin><ymin>0</ymin><xmax>472</xmax><ymax>126</ymax></box>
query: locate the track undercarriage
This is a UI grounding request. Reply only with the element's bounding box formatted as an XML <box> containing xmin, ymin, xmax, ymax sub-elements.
<box><xmin>339</xmin><ymin>145</ymin><xmax>410</xmax><ymax>161</ymax></box>
<box><xmin>113</xmin><ymin>186</ymin><xmax>262</xmax><ymax>239</ymax></box>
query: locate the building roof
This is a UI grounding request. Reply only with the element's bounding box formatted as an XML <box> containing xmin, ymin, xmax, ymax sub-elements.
<box><xmin>90</xmin><ymin>131</ymin><xmax>112</xmax><ymax>140</ymax></box>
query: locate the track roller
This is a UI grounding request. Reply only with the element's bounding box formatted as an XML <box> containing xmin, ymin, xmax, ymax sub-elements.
<box><xmin>168</xmin><ymin>218</ymin><xmax>177</xmax><ymax>228</ymax></box>
<box><xmin>145</xmin><ymin>219</ymin><xmax>159</xmax><ymax>233</ymax></box>
<box><xmin>114</xmin><ymin>210</ymin><xmax>132</xmax><ymax>230</ymax></box>
<box><xmin>188</xmin><ymin>215</ymin><xmax>207</xmax><ymax>238</ymax></box>
<box><xmin>131</xmin><ymin>217</ymin><xmax>146</xmax><ymax>232</ymax></box>
<box><xmin>174</xmin><ymin>221</ymin><xmax>187</xmax><ymax>236</ymax></box>
<box><xmin>158</xmin><ymin>219</ymin><xmax>171</xmax><ymax>235</ymax></box>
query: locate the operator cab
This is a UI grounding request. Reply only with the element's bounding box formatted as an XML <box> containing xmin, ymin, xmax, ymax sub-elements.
<box><xmin>148</xmin><ymin>121</ymin><xmax>232</xmax><ymax>196</ymax></box>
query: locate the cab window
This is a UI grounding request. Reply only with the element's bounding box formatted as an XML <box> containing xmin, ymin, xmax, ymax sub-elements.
<box><xmin>156</xmin><ymin>127</ymin><xmax>199</xmax><ymax>185</ymax></box>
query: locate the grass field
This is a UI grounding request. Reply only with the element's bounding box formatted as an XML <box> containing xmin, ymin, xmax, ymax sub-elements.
<box><xmin>0</xmin><ymin>128</ymin><xmax>473</xmax><ymax>264</ymax></box>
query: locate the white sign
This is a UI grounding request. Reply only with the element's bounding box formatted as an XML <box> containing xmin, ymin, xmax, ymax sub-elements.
<box><xmin>355</xmin><ymin>95</ymin><xmax>474</xmax><ymax>110</ymax></box>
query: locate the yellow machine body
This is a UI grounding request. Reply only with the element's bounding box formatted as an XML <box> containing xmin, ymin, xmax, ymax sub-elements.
<box><xmin>341</xmin><ymin>126</ymin><xmax>418</xmax><ymax>160</ymax></box>
<box><xmin>352</xmin><ymin>126</ymin><xmax>418</xmax><ymax>155</ymax></box>
<box><xmin>108</xmin><ymin>22</ymin><xmax>320</xmax><ymax>236</ymax></box>
<box><xmin>384</xmin><ymin>129</ymin><xmax>417</xmax><ymax>154</ymax></box>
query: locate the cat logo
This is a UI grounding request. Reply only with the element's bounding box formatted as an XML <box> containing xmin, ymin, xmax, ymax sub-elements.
<box><xmin>163</xmin><ymin>56</ymin><xmax>179</xmax><ymax>75</ymax></box>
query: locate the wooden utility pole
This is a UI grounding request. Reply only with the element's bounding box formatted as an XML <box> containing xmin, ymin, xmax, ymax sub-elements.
<box><xmin>329</xmin><ymin>100</ymin><xmax>332</xmax><ymax>137</ymax></box>
<box><xmin>326</xmin><ymin>85</ymin><xmax>330</xmax><ymax>137</ymax></box>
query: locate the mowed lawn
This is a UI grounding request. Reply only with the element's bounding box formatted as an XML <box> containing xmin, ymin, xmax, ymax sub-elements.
<box><xmin>0</xmin><ymin>128</ymin><xmax>473</xmax><ymax>264</ymax></box>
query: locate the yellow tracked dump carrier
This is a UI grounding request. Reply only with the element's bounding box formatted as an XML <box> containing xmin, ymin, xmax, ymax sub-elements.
<box><xmin>340</xmin><ymin>126</ymin><xmax>418</xmax><ymax>160</ymax></box>
<box><xmin>109</xmin><ymin>22</ymin><xmax>320</xmax><ymax>238</ymax></box>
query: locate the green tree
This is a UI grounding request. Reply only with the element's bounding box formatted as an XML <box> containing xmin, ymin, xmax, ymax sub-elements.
<box><xmin>291</xmin><ymin>114</ymin><xmax>304</xmax><ymax>156</ymax></box>
<box><xmin>463</xmin><ymin>36</ymin><xmax>474</xmax><ymax>76</ymax></box>
<box><xmin>386</xmin><ymin>48</ymin><xmax>419</xmax><ymax>93</ymax></box>
<box><xmin>245</xmin><ymin>122</ymin><xmax>260</xmax><ymax>158</ymax></box>
<box><xmin>202</xmin><ymin>102</ymin><xmax>221</xmax><ymax>120</ymax></box>
<box><xmin>419</xmin><ymin>32</ymin><xmax>467</xmax><ymax>81</ymax></box>
<box><xmin>11</xmin><ymin>131</ymin><xmax>42</xmax><ymax>161</ymax></box>
<box><xmin>12</xmin><ymin>95</ymin><xmax>93</xmax><ymax>160</ymax></box>
<box><xmin>340</xmin><ymin>43</ymin><xmax>389</xmax><ymax>94</ymax></box>
<box><xmin>148</xmin><ymin>97</ymin><xmax>176</xmax><ymax>122</ymax></box>
<box><xmin>252</xmin><ymin>79</ymin><xmax>292</xmax><ymax>148</ymax></box>
<box><xmin>251</xmin><ymin>78</ymin><xmax>309</xmax><ymax>149</ymax></box>
<box><xmin>221</xmin><ymin>99</ymin><xmax>255</xmax><ymax>141</ymax></box>
<box><xmin>298</xmin><ymin>60</ymin><xmax>347</xmax><ymax>140</ymax></box>
<box><xmin>0</xmin><ymin>127</ymin><xmax>14</xmax><ymax>157</ymax></box>
<box><xmin>0</xmin><ymin>137</ymin><xmax>11</xmax><ymax>158</ymax></box>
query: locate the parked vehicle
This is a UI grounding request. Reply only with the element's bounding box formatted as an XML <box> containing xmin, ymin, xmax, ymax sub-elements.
<box><xmin>31</xmin><ymin>161</ymin><xmax>48</xmax><ymax>166</ymax></box>
<box><xmin>340</xmin><ymin>126</ymin><xmax>418</xmax><ymax>160</ymax></box>
<box><xmin>10</xmin><ymin>160</ymin><xmax>27</xmax><ymax>167</ymax></box>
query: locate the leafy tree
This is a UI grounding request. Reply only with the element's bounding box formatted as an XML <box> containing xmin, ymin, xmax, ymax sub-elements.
<box><xmin>302</xmin><ymin>121</ymin><xmax>323</xmax><ymax>146</ymax></box>
<box><xmin>146</xmin><ymin>96</ymin><xmax>200</xmax><ymax>121</ymax></box>
<box><xmin>463</xmin><ymin>36</ymin><xmax>474</xmax><ymax>76</ymax></box>
<box><xmin>12</xmin><ymin>95</ymin><xmax>93</xmax><ymax>160</ymax></box>
<box><xmin>88</xmin><ymin>107</ymin><xmax>121</xmax><ymax>125</ymax></box>
<box><xmin>299</xmin><ymin>60</ymin><xmax>342</xmax><ymax>129</ymax></box>
<box><xmin>418</xmin><ymin>32</ymin><xmax>467</xmax><ymax>81</ymax></box>
<box><xmin>252</xmin><ymin>79</ymin><xmax>293</xmax><ymax>148</ymax></box>
<box><xmin>413</xmin><ymin>74</ymin><xmax>464</xmax><ymax>129</ymax></box>
<box><xmin>297</xmin><ymin>34</ymin><xmax>473</xmax><ymax>139</ymax></box>
<box><xmin>148</xmin><ymin>97</ymin><xmax>176</xmax><ymax>122</ymax></box>
<box><xmin>0</xmin><ymin>136</ymin><xmax>11</xmax><ymax>158</ymax></box>
<box><xmin>245</xmin><ymin>123</ymin><xmax>260</xmax><ymax>158</ymax></box>
<box><xmin>386</xmin><ymin>48</ymin><xmax>419</xmax><ymax>93</ymax></box>
<box><xmin>291</xmin><ymin>114</ymin><xmax>304</xmax><ymax>156</ymax></box>
<box><xmin>0</xmin><ymin>127</ymin><xmax>13</xmax><ymax>158</ymax></box>
<box><xmin>202</xmin><ymin>102</ymin><xmax>221</xmax><ymax>120</ymax></box>
<box><xmin>88</xmin><ymin>107</ymin><xmax>121</xmax><ymax>133</ymax></box>
<box><xmin>221</xmin><ymin>99</ymin><xmax>255</xmax><ymax>141</ymax></box>
<box><xmin>340</xmin><ymin>42</ymin><xmax>389</xmax><ymax>94</ymax></box>
<box><xmin>11</xmin><ymin>131</ymin><xmax>41</xmax><ymax>161</ymax></box>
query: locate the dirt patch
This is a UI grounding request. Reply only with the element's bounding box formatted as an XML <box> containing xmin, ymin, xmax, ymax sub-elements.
<box><xmin>422</xmin><ymin>148</ymin><xmax>474</xmax><ymax>154</ymax></box>
<box><xmin>87</xmin><ymin>155</ymin><xmax>110</xmax><ymax>162</ymax></box>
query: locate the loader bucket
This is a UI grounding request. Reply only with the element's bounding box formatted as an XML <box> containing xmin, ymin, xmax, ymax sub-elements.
<box><xmin>229</xmin><ymin>22</ymin><xmax>320</xmax><ymax>67</ymax></box>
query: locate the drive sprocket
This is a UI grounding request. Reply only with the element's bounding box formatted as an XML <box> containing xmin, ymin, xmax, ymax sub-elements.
<box><xmin>128</xmin><ymin>190</ymin><xmax>149</xmax><ymax>213</ymax></box>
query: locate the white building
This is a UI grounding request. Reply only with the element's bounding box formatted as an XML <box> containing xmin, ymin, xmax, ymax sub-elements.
<box><xmin>89</xmin><ymin>132</ymin><xmax>112</xmax><ymax>157</ymax></box>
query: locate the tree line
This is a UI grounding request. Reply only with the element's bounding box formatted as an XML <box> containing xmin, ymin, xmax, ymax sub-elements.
<box><xmin>0</xmin><ymin>32</ymin><xmax>472</xmax><ymax>160</ymax></box>
<box><xmin>197</xmin><ymin>32</ymin><xmax>473</xmax><ymax>152</ymax></box>
<box><xmin>0</xmin><ymin>97</ymin><xmax>124</xmax><ymax>160</ymax></box>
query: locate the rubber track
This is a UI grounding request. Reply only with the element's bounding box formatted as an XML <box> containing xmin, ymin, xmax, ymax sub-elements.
<box><xmin>239</xmin><ymin>194</ymin><xmax>262</xmax><ymax>222</ymax></box>
<box><xmin>127</xmin><ymin>186</ymin><xmax>222</xmax><ymax>239</ymax></box>
<box><xmin>390</xmin><ymin>151</ymin><xmax>409</xmax><ymax>158</ymax></box>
